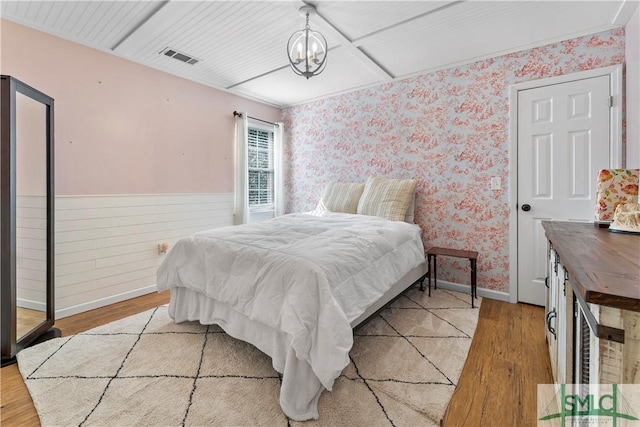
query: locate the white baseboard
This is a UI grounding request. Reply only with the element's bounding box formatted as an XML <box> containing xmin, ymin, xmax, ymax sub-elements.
<box><xmin>55</xmin><ymin>284</ymin><xmax>159</xmax><ymax>319</ymax></box>
<box><xmin>17</xmin><ymin>298</ymin><xmax>46</xmax><ymax>311</ymax></box>
<box><xmin>432</xmin><ymin>279</ymin><xmax>511</xmax><ymax>302</ymax></box>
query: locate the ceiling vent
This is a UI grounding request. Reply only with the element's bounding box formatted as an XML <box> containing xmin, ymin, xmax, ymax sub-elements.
<box><xmin>160</xmin><ymin>47</ymin><xmax>200</xmax><ymax>65</ymax></box>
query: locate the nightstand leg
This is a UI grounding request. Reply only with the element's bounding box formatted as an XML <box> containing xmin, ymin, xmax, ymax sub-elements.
<box><xmin>433</xmin><ymin>255</ymin><xmax>437</xmax><ymax>290</ymax></box>
<box><xmin>470</xmin><ymin>258</ymin><xmax>477</xmax><ymax>308</ymax></box>
<box><xmin>427</xmin><ymin>254</ymin><xmax>432</xmax><ymax>297</ymax></box>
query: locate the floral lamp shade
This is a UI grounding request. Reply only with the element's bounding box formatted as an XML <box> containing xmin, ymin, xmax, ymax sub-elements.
<box><xmin>595</xmin><ymin>169</ymin><xmax>640</xmax><ymax>221</ymax></box>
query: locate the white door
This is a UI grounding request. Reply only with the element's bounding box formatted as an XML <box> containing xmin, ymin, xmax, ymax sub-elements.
<box><xmin>517</xmin><ymin>75</ymin><xmax>610</xmax><ymax>306</ymax></box>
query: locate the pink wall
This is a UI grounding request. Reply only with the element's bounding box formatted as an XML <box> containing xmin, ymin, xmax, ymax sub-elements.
<box><xmin>16</xmin><ymin>92</ymin><xmax>47</xmax><ymax>196</ymax></box>
<box><xmin>283</xmin><ymin>28</ymin><xmax>627</xmax><ymax>294</ymax></box>
<box><xmin>1</xmin><ymin>20</ymin><xmax>281</xmax><ymax>195</ymax></box>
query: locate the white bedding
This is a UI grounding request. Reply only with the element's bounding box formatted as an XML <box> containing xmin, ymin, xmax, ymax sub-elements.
<box><xmin>156</xmin><ymin>211</ymin><xmax>425</xmax><ymax>420</ymax></box>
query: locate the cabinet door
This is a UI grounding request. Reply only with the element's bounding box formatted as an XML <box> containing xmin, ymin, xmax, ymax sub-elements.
<box><xmin>545</xmin><ymin>246</ymin><xmax>553</xmax><ymax>327</ymax></box>
<box><xmin>547</xmin><ymin>259</ymin><xmax>575</xmax><ymax>385</ymax></box>
<box><xmin>557</xmin><ymin>263</ymin><xmax>567</xmax><ymax>383</ymax></box>
<box><xmin>546</xmin><ymin>249</ymin><xmax>558</xmax><ymax>381</ymax></box>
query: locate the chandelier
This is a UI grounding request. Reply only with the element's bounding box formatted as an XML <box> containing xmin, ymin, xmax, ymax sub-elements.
<box><xmin>287</xmin><ymin>5</ymin><xmax>328</xmax><ymax>79</ymax></box>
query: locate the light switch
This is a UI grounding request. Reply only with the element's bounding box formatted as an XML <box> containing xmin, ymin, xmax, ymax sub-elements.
<box><xmin>491</xmin><ymin>176</ymin><xmax>501</xmax><ymax>190</ymax></box>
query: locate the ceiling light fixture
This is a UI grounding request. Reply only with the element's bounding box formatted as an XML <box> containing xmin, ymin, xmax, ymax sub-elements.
<box><xmin>287</xmin><ymin>5</ymin><xmax>327</xmax><ymax>79</ymax></box>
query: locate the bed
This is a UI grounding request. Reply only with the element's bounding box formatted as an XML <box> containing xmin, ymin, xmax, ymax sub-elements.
<box><xmin>156</xmin><ymin>177</ymin><xmax>427</xmax><ymax>421</ymax></box>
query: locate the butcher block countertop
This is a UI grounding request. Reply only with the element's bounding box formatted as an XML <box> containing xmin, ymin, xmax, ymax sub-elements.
<box><xmin>542</xmin><ymin>221</ymin><xmax>640</xmax><ymax>312</ymax></box>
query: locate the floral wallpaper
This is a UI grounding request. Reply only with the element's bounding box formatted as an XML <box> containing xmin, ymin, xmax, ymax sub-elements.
<box><xmin>282</xmin><ymin>28</ymin><xmax>625</xmax><ymax>294</ymax></box>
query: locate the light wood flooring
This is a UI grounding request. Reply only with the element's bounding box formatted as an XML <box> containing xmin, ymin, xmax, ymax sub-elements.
<box><xmin>442</xmin><ymin>297</ymin><xmax>553</xmax><ymax>426</ymax></box>
<box><xmin>1</xmin><ymin>291</ymin><xmax>552</xmax><ymax>426</ymax></box>
<box><xmin>16</xmin><ymin>307</ymin><xmax>47</xmax><ymax>340</ymax></box>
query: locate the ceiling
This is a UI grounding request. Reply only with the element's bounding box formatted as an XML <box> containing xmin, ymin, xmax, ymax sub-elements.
<box><xmin>1</xmin><ymin>1</ymin><xmax>638</xmax><ymax>108</ymax></box>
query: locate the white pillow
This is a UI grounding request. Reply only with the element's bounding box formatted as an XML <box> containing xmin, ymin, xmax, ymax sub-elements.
<box><xmin>357</xmin><ymin>176</ymin><xmax>417</xmax><ymax>221</ymax></box>
<box><xmin>318</xmin><ymin>182</ymin><xmax>365</xmax><ymax>214</ymax></box>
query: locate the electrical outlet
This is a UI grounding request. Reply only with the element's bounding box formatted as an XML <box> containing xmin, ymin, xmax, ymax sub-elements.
<box><xmin>158</xmin><ymin>242</ymin><xmax>169</xmax><ymax>255</ymax></box>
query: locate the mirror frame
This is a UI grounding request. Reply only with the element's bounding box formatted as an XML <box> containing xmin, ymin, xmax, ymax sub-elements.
<box><xmin>1</xmin><ymin>75</ymin><xmax>55</xmax><ymax>365</ymax></box>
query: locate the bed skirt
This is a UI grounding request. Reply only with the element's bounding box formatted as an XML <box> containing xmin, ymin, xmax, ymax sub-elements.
<box><xmin>168</xmin><ymin>287</ymin><xmax>324</xmax><ymax>420</ymax></box>
<box><xmin>166</xmin><ymin>261</ymin><xmax>427</xmax><ymax>420</ymax></box>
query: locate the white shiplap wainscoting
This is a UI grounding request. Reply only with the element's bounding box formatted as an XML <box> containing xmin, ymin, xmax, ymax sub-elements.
<box><xmin>54</xmin><ymin>193</ymin><xmax>233</xmax><ymax>318</ymax></box>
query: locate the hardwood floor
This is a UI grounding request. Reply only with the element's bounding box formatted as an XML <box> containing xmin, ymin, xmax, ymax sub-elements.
<box><xmin>16</xmin><ymin>308</ymin><xmax>46</xmax><ymax>340</ymax></box>
<box><xmin>0</xmin><ymin>292</ymin><xmax>552</xmax><ymax>426</ymax></box>
<box><xmin>442</xmin><ymin>299</ymin><xmax>553</xmax><ymax>426</ymax></box>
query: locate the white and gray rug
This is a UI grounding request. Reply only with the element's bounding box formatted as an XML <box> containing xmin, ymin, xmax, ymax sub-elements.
<box><xmin>17</xmin><ymin>288</ymin><xmax>481</xmax><ymax>426</ymax></box>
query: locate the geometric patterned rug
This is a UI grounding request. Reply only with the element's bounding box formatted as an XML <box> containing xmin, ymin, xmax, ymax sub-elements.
<box><xmin>17</xmin><ymin>288</ymin><xmax>480</xmax><ymax>426</ymax></box>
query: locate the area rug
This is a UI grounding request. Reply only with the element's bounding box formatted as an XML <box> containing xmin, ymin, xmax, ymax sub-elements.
<box><xmin>17</xmin><ymin>288</ymin><xmax>481</xmax><ymax>426</ymax></box>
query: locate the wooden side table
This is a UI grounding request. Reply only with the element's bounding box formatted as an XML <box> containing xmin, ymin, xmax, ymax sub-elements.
<box><xmin>426</xmin><ymin>247</ymin><xmax>478</xmax><ymax>308</ymax></box>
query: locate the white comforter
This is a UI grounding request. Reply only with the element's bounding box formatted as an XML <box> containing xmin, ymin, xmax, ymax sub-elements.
<box><xmin>156</xmin><ymin>212</ymin><xmax>425</xmax><ymax>419</ymax></box>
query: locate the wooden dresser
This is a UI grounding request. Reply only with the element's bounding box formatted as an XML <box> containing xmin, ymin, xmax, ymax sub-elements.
<box><xmin>542</xmin><ymin>221</ymin><xmax>640</xmax><ymax>385</ymax></box>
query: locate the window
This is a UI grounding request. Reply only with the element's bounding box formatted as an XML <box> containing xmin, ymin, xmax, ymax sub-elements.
<box><xmin>234</xmin><ymin>112</ymin><xmax>282</xmax><ymax>225</ymax></box>
<box><xmin>247</xmin><ymin>126</ymin><xmax>274</xmax><ymax>212</ymax></box>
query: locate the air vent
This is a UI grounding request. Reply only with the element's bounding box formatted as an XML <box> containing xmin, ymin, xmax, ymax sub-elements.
<box><xmin>160</xmin><ymin>47</ymin><xmax>200</xmax><ymax>65</ymax></box>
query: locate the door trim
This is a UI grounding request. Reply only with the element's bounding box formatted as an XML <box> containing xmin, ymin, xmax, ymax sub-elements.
<box><xmin>507</xmin><ymin>65</ymin><xmax>623</xmax><ymax>303</ymax></box>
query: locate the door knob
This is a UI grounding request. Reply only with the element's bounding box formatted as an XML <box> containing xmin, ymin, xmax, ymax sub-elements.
<box><xmin>521</xmin><ymin>204</ymin><xmax>531</xmax><ymax>212</ymax></box>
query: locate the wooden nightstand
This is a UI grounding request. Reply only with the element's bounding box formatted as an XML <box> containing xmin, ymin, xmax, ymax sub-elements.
<box><xmin>426</xmin><ymin>247</ymin><xmax>478</xmax><ymax>308</ymax></box>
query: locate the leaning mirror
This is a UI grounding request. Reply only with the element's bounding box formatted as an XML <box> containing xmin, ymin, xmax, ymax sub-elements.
<box><xmin>1</xmin><ymin>75</ymin><xmax>58</xmax><ymax>366</ymax></box>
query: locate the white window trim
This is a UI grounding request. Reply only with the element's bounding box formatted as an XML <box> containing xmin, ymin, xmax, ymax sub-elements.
<box><xmin>234</xmin><ymin>112</ymin><xmax>283</xmax><ymax>225</ymax></box>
